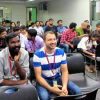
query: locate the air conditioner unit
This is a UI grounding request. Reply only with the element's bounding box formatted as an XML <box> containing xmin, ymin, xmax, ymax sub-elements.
<box><xmin>39</xmin><ymin>2</ymin><xmax>48</xmax><ymax>11</ymax></box>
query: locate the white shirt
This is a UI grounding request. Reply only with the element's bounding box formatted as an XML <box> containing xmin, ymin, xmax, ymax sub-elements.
<box><xmin>0</xmin><ymin>47</ymin><xmax>29</xmax><ymax>83</ymax></box>
<box><xmin>20</xmin><ymin>33</ymin><xmax>27</xmax><ymax>49</ymax></box>
<box><xmin>34</xmin><ymin>26</ymin><xmax>44</xmax><ymax>37</ymax></box>
<box><xmin>28</xmin><ymin>26</ymin><xmax>34</xmax><ymax>29</ymax></box>
<box><xmin>77</xmin><ymin>37</ymin><xmax>97</xmax><ymax>50</ymax></box>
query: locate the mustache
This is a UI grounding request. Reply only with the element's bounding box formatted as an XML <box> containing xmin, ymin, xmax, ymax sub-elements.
<box><xmin>10</xmin><ymin>46</ymin><xmax>20</xmax><ymax>50</ymax></box>
<box><xmin>9</xmin><ymin>46</ymin><xmax>20</xmax><ymax>52</ymax></box>
<box><xmin>14</xmin><ymin>46</ymin><xmax>20</xmax><ymax>48</ymax></box>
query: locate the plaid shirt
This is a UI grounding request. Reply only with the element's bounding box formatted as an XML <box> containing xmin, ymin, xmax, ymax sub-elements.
<box><xmin>60</xmin><ymin>29</ymin><xmax>77</xmax><ymax>43</ymax></box>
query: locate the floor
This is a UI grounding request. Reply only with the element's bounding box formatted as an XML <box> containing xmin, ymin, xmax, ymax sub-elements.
<box><xmin>68</xmin><ymin>64</ymin><xmax>100</xmax><ymax>100</ymax></box>
<box><xmin>96</xmin><ymin>90</ymin><xmax>100</xmax><ymax>100</ymax></box>
<box><xmin>85</xmin><ymin>66</ymin><xmax>100</xmax><ymax>100</ymax></box>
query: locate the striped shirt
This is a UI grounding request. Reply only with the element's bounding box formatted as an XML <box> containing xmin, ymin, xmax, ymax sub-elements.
<box><xmin>33</xmin><ymin>47</ymin><xmax>67</xmax><ymax>79</ymax></box>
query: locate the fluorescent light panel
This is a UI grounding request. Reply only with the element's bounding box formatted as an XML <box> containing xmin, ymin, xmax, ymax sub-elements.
<box><xmin>28</xmin><ymin>0</ymin><xmax>35</xmax><ymax>1</ymax></box>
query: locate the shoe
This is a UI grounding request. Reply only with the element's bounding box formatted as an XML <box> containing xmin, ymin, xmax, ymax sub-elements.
<box><xmin>90</xmin><ymin>65</ymin><xmax>96</xmax><ymax>72</ymax></box>
<box><xmin>85</xmin><ymin>65</ymin><xmax>94</xmax><ymax>73</ymax></box>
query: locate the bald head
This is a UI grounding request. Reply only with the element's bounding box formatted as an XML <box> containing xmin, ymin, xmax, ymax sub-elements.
<box><xmin>81</xmin><ymin>22</ymin><xmax>89</xmax><ymax>29</ymax></box>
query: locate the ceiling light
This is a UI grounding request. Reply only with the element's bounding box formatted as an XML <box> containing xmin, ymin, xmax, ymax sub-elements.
<box><xmin>28</xmin><ymin>0</ymin><xmax>35</xmax><ymax>2</ymax></box>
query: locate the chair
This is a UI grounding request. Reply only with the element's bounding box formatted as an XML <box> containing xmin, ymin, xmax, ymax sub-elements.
<box><xmin>66</xmin><ymin>53</ymin><xmax>100</xmax><ymax>92</ymax></box>
<box><xmin>29</xmin><ymin>54</ymin><xmax>36</xmax><ymax>82</ymax></box>
<box><xmin>95</xmin><ymin>43</ymin><xmax>100</xmax><ymax>70</ymax></box>
<box><xmin>0</xmin><ymin>84</ymin><xmax>38</xmax><ymax>100</ymax></box>
<box><xmin>66</xmin><ymin>53</ymin><xmax>85</xmax><ymax>74</ymax></box>
<box><xmin>54</xmin><ymin>88</ymin><xmax>98</xmax><ymax>100</ymax></box>
<box><xmin>96</xmin><ymin>43</ymin><xmax>100</xmax><ymax>57</ymax></box>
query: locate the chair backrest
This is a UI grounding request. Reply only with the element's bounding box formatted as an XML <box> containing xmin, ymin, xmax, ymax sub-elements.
<box><xmin>54</xmin><ymin>88</ymin><xmax>98</xmax><ymax>100</ymax></box>
<box><xmin>66</xmin><ymin>53</ymin><xmax>85</xmax><ymax>74</ymax></box>
<box><xmin>96</xmin><ymin>43</ymin><xmax>100</xmax><ymax>57</ymax></box>
<box><xmin>0</xmin><ymin>84</ymin><xmax>38</xmax><ymax>100</ymax></box>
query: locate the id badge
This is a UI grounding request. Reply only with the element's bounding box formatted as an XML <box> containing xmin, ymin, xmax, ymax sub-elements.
<box><xmin>53</xmin><ymin>80</ymin><xmax>57</xmax><ymax>87</ymax></box>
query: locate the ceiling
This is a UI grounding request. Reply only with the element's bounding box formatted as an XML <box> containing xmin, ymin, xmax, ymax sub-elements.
<box><xmin>0</xmin><ymin>0</ymin><xmax>52</xmax><ymax>3</ymax></box>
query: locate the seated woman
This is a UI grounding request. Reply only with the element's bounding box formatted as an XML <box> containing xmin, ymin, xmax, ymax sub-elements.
<box><xmin>77</xmin><ymin>32</ymin><xmax>100</xmax><ymax>72</ymax></box>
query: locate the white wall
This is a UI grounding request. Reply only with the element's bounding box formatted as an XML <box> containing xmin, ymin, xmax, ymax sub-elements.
<box><xmin>11</xmin><ymin>4</ymin><xmax>26</xmax><ymax>25</ymax></box>
<box><xmin>0</xmin><ymin>0</ymin><xmax>90</xmax><ymax>26</ymax></box>
<box><xmin>37</xmin><ymin>0</ymin><xmax>90</xmax><ymax>26</ymax></box>
<box><xmin>0</xmin><ymin>3</ymin><xmax>26</xmax><ymax>25</ymax></box>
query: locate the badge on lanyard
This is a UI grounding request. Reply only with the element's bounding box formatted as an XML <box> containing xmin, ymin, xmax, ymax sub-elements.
<box><xmin>45</xmin><ymin>49</ymin><xmax>57</xmax><ymax>87</ymax></box>
<box><xmin>53</xmin><ymin>80</ymin><xmax>58</xmax><ymax>87</ymax></box>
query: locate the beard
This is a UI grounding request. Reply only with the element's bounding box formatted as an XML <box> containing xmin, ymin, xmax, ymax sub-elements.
<box><xmin>9</xmin><ymin>46</ymin><xmax>20</xmax><ymax>57</ymax></box>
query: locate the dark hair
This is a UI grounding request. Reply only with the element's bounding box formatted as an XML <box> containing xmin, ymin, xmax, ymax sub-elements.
<box><xmin>96</xmin><ymin>22</ymin><xmax>100</xmax><ymax>27</ymax></box>
<box><xmin>45</xmin><ymin>21</ymin><xmax>49</xmax><ymax>26</ymax></box>
<box><xmin>0</xmin><ymin>27</ymin><xmax>6</xmax><ymax>34</ymax></box>
<box><xmin>6</xmin><ymin>33</ymin><xmax>19</xmax><ymax>43</ymax></box>
<box><xmin>31</xmin><ymin>22</ymin><xmax>35</xmax><ymax>26</ymax></box>
<box><xmin>10</xmin><ymin>22</ymin><xmax>16</xmax><ymax>26</ymax></box>
<box><xmin>57</xmin><ymin>20</ymin><xmax>62</xmax><ymax>23</ymax></box>
<box><xmin>13</xmin><ymin>26</ymin><xmax>20</xmax><ymax>32</ymax></box>
<box><xmin>35</xmin><ymin>21</ymin><xmax>40</xmax><ymax>24</ymax></box>
<box><xmin>27</xmin><ymin>29</ymin><xmax>37</xmax><ymax>37</ymax></box>
<box><xmin>39</xmin><ymin>21</ymin><xmax>43</xmax><ymax>23</ymax></box>
<box><xmin>69</xmin><ymin>22</ymin><xmax>77</xmax><ymax>29</ymax></box>
<box><xmin>48</xmin><ymin>18</ymin><xmax>53</xmax><ymax>21</ymax></box>
<box><xmin>2</xmin><ymin>21</ymin><xmax>6</xmax><ymax>24</ymax></box>
<box><xmin>43</xmin><ymin>31</ymin><xmax>57</xmax><ymax>40</ymax></box>
<box><xmin>17</xmin><ymin>21</ymin><xmax>20</xmax><ymax>23</ymax></box>
<box><xmin>88</xmin><ymin>31</ymin><xmax>100</xmax><ymax>42</ymax></box>
<box><xmin>20</xmin><ymin>25</ymin><xmax>27</xmax><ymax>30</ymax></box>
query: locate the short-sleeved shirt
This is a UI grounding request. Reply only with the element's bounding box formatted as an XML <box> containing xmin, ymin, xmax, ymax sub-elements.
<box><xmin>60</xmin><ymin>29</ymin><xmax>77</xmax><ymax>43</ymax></box>
<box><xmin>34</xmin><ymin>26</ymin><xmax>44</xmax><ymax>36</ymax></box>
<box><xmin>0</xmin><ymin>47</ymin><xmax>29</xmax><ymax>83</ymax></box>
<box><xmin>57</xmin><ymin>26</ymin><xmax>66</xmax><ymax>34</ymax></box>
<box><xmin>25</xmin><ymin>35</ymin><xmax>44</xmax><ymax>52</ymax></box>
<box><xmin>20</xmin><ymin>33</ymin><xmax>27</xmax><ymax>49</ymax></box>
<box><xmin>77</xmin><ymin>37</ymin><xmax>97</xmax><ymax>50</ymax></box>
<box><xmin>45</xmin><ymin>26</ymin><xmax>57</xmax><ymax>33</ymax></box>
<box><xmin>76</xmin><ymin>27</ymin><xmax>84</xmax><ymax>36</ymax></box>
<box><xmin>33</xmin><ymin>47</ymin><xmax>67</xmax><ymax>80</ymax></box>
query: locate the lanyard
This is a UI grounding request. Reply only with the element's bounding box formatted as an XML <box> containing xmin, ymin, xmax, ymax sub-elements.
<box><xmin>8</xmin><ymin>57</ymin><xmax>13</xmax><ymax>75</ymax></box>
<box><xmin>45</xmin><ymin>51</ymin><xmax>55</xmax><ymax>75</ymax></box>
<box><xmin>8</xmin><ymin>57</ymin><xmax>16</xmax><ymax>76</ymax></box>
<box><xmin>29</xmin><ymin>40</ymin><xmax>35</xmax><ymax>52</ymax></box>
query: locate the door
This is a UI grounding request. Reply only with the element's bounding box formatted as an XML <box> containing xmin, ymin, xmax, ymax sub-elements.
<box><xmin>26</xmin><ymin>7</ymin><xmax>37</xmax><ymax>25</ymax></box>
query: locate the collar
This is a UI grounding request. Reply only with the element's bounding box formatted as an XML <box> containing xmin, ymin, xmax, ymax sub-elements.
<box><xmin>8</xmin><ymin>50</ymin><xmax>14</xmax><ymax>61</ymax></box>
